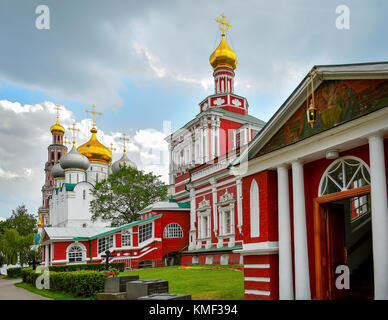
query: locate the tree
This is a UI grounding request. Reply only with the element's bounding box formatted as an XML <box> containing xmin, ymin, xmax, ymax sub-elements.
<box><xmin>0</xmin><ymin>229</ymin><xmax>33</xmax><ymax>265</ymax></box>
<box><xmin>6</xmin><ymin>205</ymin><xmax>37</xmax><ymax>237</ymax></box>
<box><xmin>89</xmin><ymin>166</ymin><xmax>167</xmax><ymax>227</ymax></box>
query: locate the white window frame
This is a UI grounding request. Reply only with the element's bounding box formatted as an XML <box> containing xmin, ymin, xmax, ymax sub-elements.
<box><xmin>66</xmin><ymin>242</ymin><xmax>87</xmax><ymax>264</ymax></box>
<box><xmin>318</xmin><ymin>156</ymin><xmax>371</xmax><ymax>196</ymax></box>
<box><xmin>121</xmin><ymin>229</ymin><xmax>132</xmax><ymax>247</ymax></box>
<box><xmin>138</xmin><ymin>222</ymin><xmax>153</xmax><ymax>244</ymax></box>
<box><xmin>97</xmin><ymin>234</ymin><xmax>114</xmax><ymax>255</ymax></box>
<box><xmin>163</xmin><ymin>223</ymin><xmax>184</xmax><ymax>238</ymax></box>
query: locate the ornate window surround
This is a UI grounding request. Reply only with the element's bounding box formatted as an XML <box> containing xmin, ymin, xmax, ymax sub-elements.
<box><xmin>66</xmin><ymin>242</ymin><xmax>87</xmax><ymax>264</ymax></box>
<box><xmin>217</xmin><ymin>189</ymin><xmax>236</xmax><ymax>238</ymax></box>
<box><xmin>197</xmin><ymin>197</ymin><xmax>211</xmax><ymax>240</ymax></box>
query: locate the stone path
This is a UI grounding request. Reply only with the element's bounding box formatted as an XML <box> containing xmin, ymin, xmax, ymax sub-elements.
<box><xmin>0</xmin><ymin>277</ymin><xmax>51</xmax><ymax>300</ymax></box>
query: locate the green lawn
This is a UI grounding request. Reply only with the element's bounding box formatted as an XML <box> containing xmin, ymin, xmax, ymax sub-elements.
<box><xmin>119</xmin><ymin>265</ymin><xmax>244</xmax><ymax>300</ymax></box>
<box><xmin>14</xmin><ymin>282</ymin><xmax>92</xmax><ymax>300</ymax></box>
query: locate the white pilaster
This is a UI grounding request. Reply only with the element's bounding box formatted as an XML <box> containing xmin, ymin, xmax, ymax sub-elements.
<box><xmin>291</xmin><ymin>160</ymin><xmax>311</xmax><ymax>300</ymax></box>
<box><xmin>211</xmin><ymin>179</ymin><xmax>218</xmax><ymax>233</ymax></box>
<box><xmin>236</xmin><ymin>178</ymin><xmax>243</xmax><ymax>233</ymax></box>
<box><xmin>368</xmin><ymin>133</ymin><xmax>388</xmax><ymax>299</ymax></box>
<box><xmin>277</xmin><ymin>165</ymin><xmax>294</xmax><ymax>300</ymax></box>
<box><xmin>189</xmin><ymin>187</ymin><xmax>196</xmax><ymax>250</ymax></box>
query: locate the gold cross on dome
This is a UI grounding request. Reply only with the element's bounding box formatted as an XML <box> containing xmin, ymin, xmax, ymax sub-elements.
<box><xmin>68</xmin><ymin>122</ymin><xmax>80</xmax><ymax>147</ymax></box>
<box><xmin>54</xmin><ymin>104</ymin><xmax>61</xmax><ymax>122</ymax></box>
<box><xmin>109</xmin><ymin>143</ymin><xmax>116</xmax><ymax>152</ymax></box>
<box><xmin>63</xmin><ymin>136</ymin><xmax>71</xmax><ymax>153</ymax></box>
<box><xmin>119</xmin><ymin>133</ymin><xmax>130</xmax><ymax>154</ymax></box>
<box><xmin>85</xmin><ymin>105</ymin><xmax>102</xmax><ymax>128</ymax></box>
<box><xmin>215</xmin><ymin>13</ymin><xmax>231</xmax><ymax>36</ymax></box>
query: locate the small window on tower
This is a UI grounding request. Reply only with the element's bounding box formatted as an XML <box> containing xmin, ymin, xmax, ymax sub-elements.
<box><xmin>236</xmin><ymin>132</ymin><xmax>241</xmax><ymax>148</ymax></box>
<box><xmin>83</xmin><ymin>190</ymin><xmax>86</xmax><ymax>200</ymax></box>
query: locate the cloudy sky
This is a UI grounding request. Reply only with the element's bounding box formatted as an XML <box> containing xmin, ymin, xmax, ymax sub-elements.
<box><xmin>0</xmin><ymin>0</ymin><xmax>387</xmax><ymax>219</ymax></box>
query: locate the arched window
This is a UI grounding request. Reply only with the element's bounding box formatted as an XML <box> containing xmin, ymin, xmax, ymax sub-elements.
<box><xmin>67</xmin><ymin>243</ymin><xmax>86</xmax><ymax>264</ymax></box>
<box><xmin>250</xmin><ymin>179</ymin><xmax>260</xmax><ymax>238</ymax></box>
<box><xmin>318</xmin><ymin>156</ymin><xmax>371</xmax><ymax>196</ymax></box>
<box><xmin>163</xmin><ymin>223</ymin><xmax>183</xmax><ymax>238</ymax></box>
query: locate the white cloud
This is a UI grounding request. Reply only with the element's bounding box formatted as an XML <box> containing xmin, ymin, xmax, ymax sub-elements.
<box><xmin>0</xmin><ymin>99</ymin><xmax>169</xmax><ymax>218</ymax></box>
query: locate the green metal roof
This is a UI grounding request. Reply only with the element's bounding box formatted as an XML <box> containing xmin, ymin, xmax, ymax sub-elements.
<box><xmin>183</xmin><ymin>245</ymin><xmax>242</xmax><ymax>254</ymax></box>
<box><xmin>65</xmin><ymin>183</ymin><xmax>76</xmax><ymax>191</ymax></box>
<box><xmin>34</xmin><ymin>233</ymin><xmax>40</xmax><ymax>245</ymax></box>
<box><xmin>72</xmin><ymin>214</ymin><xmax>163</xmax><ymax>240</ymax></box>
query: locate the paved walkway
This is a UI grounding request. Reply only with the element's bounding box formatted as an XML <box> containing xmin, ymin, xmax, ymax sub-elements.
<box><xmin>0</xmin><ymin>277</ymin><xmax>51</xmax><ymax>300</ymax></box>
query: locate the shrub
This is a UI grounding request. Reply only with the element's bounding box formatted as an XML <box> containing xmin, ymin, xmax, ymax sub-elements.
<box><xmin>6</xmin><ymin>267</ymin><xmax>23</xmax><ymax>278</ymax></box>
<box><xmin>48</xmin><ymin>262</ymin><xmax>124</xmax><ymax>273</ymax></box>
<box><xmin>21</xmin><ymin>268</ymin><xmax>108</xmax><ymax>297</ymax></box>
<box><xmin>49</xmin><ymin>271</ymin><xmax>107</xmax><ymax>297</ymax></box>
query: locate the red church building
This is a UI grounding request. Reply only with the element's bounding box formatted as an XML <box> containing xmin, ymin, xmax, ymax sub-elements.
<box><xmin>40</xmin><ymin>198</ymin><xmax>190</xmax><ymax>269</ymax></box>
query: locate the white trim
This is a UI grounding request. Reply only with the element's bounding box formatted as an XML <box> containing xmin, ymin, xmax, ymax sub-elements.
<box><xmin>245</xmin><ymin>277</ymin><xmax>271</xmax><ymax>282</ymax></box>
<box><xmin>243</xmin><ymin>264</ymin><xmax>270</xmax><ymax>269</ymax></box>
<box><xmin>245</xmin><ymin>290</ymin><xmax>271</xmax><ymax>296</ymax></box>
<box><xmin>235</xmin><ymin>241</ymin><xmax>279</xmax><ymax>256</ymax></box>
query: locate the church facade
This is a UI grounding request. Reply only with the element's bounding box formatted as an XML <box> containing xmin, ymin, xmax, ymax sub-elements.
<box><xmin>36</xmin><ymin>15</ymin><xmax>388</xmax><ymax>300</ymax></box>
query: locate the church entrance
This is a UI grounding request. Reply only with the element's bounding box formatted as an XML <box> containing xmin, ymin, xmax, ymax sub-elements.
<box><xmin>323</xmin><ymin>194</ymin><xmax>374</xmax><ymax>300</ymax></box>
<box><xmin>314</xmin><ymin>156</ymin><xmax>373</xmax><ymax>300</ymax></box>
<box><xmin>314</xmin><ymin>186</ymin><xmax>374</xmax><ymax>299</ymax></box>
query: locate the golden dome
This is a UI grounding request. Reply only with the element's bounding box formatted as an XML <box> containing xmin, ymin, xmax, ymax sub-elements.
<box><xmin>209</xmin><ymin>34</ymin><xmax>237</xmax><ymax>70</ymax></box>
<box><xmin>77</xmin><ymin>127</ymin><xmax>112</xmax><ymax>164</ymax></box>
<box><xmin>50</xmin><ymin>120</ymin><xmax>65</xmax><ymax>135</ymax></box>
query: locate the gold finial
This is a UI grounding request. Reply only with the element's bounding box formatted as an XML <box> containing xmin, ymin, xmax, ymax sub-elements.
<box><xmin>54</xmin><ymin>104</ymin><xmax>61</xmax><ymax>123</ymax></box>
<box><xmin>63</xmin><ymin>136</ymin><xmax>71</xmax><ymax>153</ymax></box>
<box><xmin>215</xmin><ymin>13</ymin><xmax>231</xmax><ymax>36</ymax></box>
<box><xmin>68</xmin><ymin>122</ymin><xmax>80</xmax><ymax>147</ymax></box>
<box><xmin>119</xmin><ymin>133</ymin><xmax>130</xmax><ymax>154</ymax></box>
<box><xmin>109</xmin><ymin>143</ymin><xmax>117</xmax><ymax>152</ymax></box>
<box><xmin>85</xmin><ymin>105</ymin><xmax>102</xmax><ymax>131</ymax></box>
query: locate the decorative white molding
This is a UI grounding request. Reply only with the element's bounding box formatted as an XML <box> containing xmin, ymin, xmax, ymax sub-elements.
<box><xmin>213</xmin><ymin>98</ymin><xmax>225</xmax><ymax>106</ymax></box>
<box><xmin>234</xmin><ymin>241</ymin><xmax>279</xmax><ymax>256</ymax></box>
<box><xmin>219</xmin><ymin>189</ymin><xmax>234</xmax><ymax>203</ymax></box>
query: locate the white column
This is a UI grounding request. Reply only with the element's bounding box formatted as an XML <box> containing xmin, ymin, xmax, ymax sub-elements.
<box><xmin>45</xmin><ymin>245</ymin><xmax>49</xmax><ymax>266</ymax></box>
<box><xmin>211</xmin><ymin>117</ymin><xmax>215</xmax><ymax>160</ymax></box>
<box><xmin>292</xmin><ymin>160</ymin><xmax>311</xmax><ymax>300</ymax></box>
<box><xmin>204</xmin><ymin>121</ymin><xmax>209</xmax><ymax>162</ymax></box>
<box><xmin>277</xmin><ymin>165</ymin><xmax>294</xmax><ymax>300</ymax></box>
<box><xmin>368</xmin><ymin>133</ymin><xmax>388</xmax><ymax>299</ymax></box>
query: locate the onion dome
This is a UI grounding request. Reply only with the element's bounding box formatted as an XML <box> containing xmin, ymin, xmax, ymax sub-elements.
<box><xmin>37</xmin><ymin>215</ymin><xmax>43</xmax><ymax>228</ymax></box>
<box><xmin>59</xmin><ymin>146</ymin><xmax>90</xmax><ymax>171</ymax></box>
<box><xmin>77</xmin><ymin>128</ymin><xmax>112</xmax><ymax>164</ymax></box>
<box><xmin>111</xmin><ymin>153</ymin><xmax>137</xmax><ymax>173</ymax></box>
<box><xmin>50</xmin><ymin>119</ymin><xmax>65</xmax><ymax>135</ymax></box>
<box><xmin>209</xmin><ymin>34</ymin><xmax>237</xmax><ymax>70</ymax></box>
<box><xmin>51</xmin><ymin>163</ymin><xmax>65</xmax><ymax>178</ymax></box>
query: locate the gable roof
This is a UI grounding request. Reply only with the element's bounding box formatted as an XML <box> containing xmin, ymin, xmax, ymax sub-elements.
<box><xmin>233</xmin><ymin>61</ymin><xmax>388</xmax><ymax>164</ymax></box>
<box><xmin>73</xmin><ymin>214</ymin><xmax>163</xmax><ymax>240</ymax></box>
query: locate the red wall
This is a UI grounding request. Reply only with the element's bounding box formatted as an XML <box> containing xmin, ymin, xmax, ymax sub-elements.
<box><xmin>242</xmin><ymin>170</ymin><xmax>278</xmax><ymax>244</ymax></box>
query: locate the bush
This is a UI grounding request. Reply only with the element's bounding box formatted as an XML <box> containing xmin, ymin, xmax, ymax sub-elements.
<box><xmin>6</xmin><ymin>267</ymin><xmax>23</xmax><ymax>278</ymax></box>
<box><xmin>21</xmin><ymin>267</ymin><xmax>40</xmax><ymax>285</ymax></box>
<box><xmin>48</xmin><ymin>262</ymin><xmax>124</xmax><ymax>273</ymax></box>
<box><xmin>21</xmin><ymin>268</ymin><xmax>108</xmax><ymax>297</ymax></box>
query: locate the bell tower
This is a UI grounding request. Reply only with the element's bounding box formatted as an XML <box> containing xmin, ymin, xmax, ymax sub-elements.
<box><xmin>38</xmin><ymin>105</ymin><xmax>67</xmax><ymax>227</ymax></box>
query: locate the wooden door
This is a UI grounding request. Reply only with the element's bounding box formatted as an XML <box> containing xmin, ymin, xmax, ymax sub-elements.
<box><xmin>325</xmin><ymin>203</ymin><xmax>347</xmax><ymax>300</ymax></box>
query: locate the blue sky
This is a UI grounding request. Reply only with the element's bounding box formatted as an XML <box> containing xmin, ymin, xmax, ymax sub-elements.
<box><xmin>0</xmin><ymin>0</ymin><xmax>387</xmax><ymax>219</ymax></box>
